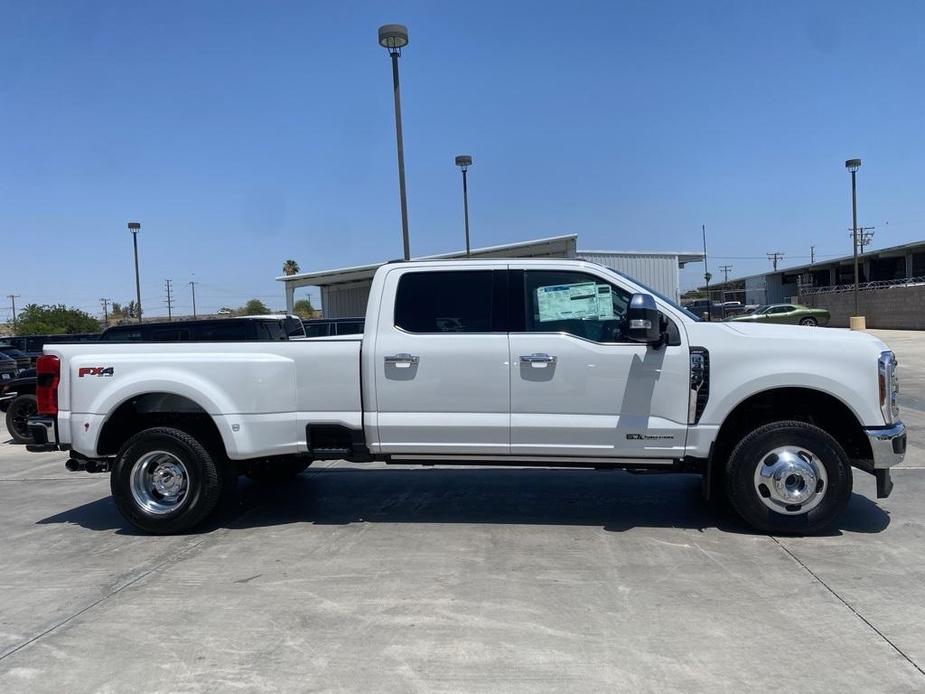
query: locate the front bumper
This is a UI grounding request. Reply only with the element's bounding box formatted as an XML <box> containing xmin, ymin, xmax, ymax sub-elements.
<box><xmin>864</xmin><ymin>421</ymin><xmax>907</xmax><ymax>468</ymax></box>
<box><xmin>26</xmin><ymin>415</ymin><xmax>60</xmax><ymax>452</ymax></box>
<box><xmin>861</xmin><ymin>421</ymin><xmax>906</xmax><ymax>499</ymax></box>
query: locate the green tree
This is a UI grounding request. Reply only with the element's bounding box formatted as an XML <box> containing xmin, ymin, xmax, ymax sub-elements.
<box><xmin>14</xmin><ymin>304</ymin><xmax>101</xmax><ymax>336</ymax></box>
<box><xmin>292</xmin><ymin>298</ymin><xmax>315</xmax><ymax>318</ymax></box>
<box><xmin>282</xmin><ymin>259</ymin><xmax>300</xmax><ymax>276</ymax></box>
<box><xmin>242</xmin><ymin>299</ymin><xmax>271</xmax><ymax>315</ymax></box>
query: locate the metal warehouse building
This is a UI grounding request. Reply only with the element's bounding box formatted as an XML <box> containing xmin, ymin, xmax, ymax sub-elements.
<box><xmin>279</xmin><ymin>234</ymin><xmax>703</xmax><ymax>318</ymax></box>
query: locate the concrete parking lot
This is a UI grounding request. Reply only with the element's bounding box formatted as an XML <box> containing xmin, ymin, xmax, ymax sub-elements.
<box><xmin>1</xmin><ymin>329</ymin><xmax>924</xmax><ymax>693</ymax></box>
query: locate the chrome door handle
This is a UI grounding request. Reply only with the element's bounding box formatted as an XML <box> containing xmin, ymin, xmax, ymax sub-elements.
<box><xmin>520</xmin><ymin>353</ymin><xmax>557</xmax><ymax>366</ymax></box>
<box><xmin>384</xmin><ymin>353</ymin><xmax>419</xmax><ymax>367</ymax></box>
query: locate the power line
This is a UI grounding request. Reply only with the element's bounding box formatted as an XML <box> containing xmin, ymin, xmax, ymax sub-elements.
<box><xmin>766</xmin><ymin>252</ymin><xmax>785</xmax><ymax>271</ymax></box>
<box><xmin>848</xmin><ymin>226</ymin><xmax>876</xmax><ymax>254</ymax></box>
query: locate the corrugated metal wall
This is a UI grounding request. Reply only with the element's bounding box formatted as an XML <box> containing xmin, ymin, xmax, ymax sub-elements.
<box><xmin>320</xmin><ymin>252</ymin><xmax>682</xmax><ymax>317</ymax></box>
<box><xmin>321</xmin><ymin>283</ymin><xmax>372</xmax><ymax>318</ymax></box>
<box><xmin>578</xmin><ymin>253</ymin><xmax>681</xmax><ymax>300</ymax></box>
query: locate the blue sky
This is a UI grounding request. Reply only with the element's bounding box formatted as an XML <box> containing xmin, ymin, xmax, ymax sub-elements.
<box><xmin>2</xmin><ymin>0</ymin><xmax>924</xmax><ymax>319</ymax></box>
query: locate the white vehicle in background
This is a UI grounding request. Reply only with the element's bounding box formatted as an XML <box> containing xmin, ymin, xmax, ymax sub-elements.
<box><xmin>28</xmin><ymin>259</ymin><xmax>905</xmax><ymax>535</ymax></box>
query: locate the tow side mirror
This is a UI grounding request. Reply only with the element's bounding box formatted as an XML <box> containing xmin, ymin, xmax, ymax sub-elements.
<box><xmin>626</xmin><ymin>293</ymin><xmax>663</xmax><ymax>345</ymax></box>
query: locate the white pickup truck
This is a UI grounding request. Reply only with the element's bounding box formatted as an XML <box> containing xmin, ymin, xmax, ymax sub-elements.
<box><xmin>28</xmin><ymin>259</ymin><xmax>905</xmax><ymax>535</ymax></box>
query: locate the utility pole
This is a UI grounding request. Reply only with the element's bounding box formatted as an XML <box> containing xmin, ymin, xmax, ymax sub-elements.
<box><xmin>810</xmin><ymin>245</ymin><xmax>815</xmax><ymax>264</ymax></box>
<box><xmin>767</xmin><ymin>252</ymin><xmax>785</xmax><ymax>271</ymax></box>
<box><xmin>848</xmin><ymin>226</ymin><xmax>875</xmax><ymax>254</ymax></box>
<box><xmin>189</xmin><ymin>281</ymin><xmax>198</xmax><ymax>318</ymax></box>
<box><xmin>719</xmin><ymin>265</ymin><xmax>733</xmax><ymax>283</ymax></box>
<box><xmin>6</xmin><ymin>294</ymin><xmax>20</xmax><ymax>328</ymax></box>
<box><xmin>165</xmin><ymin>279</ymin><xmax>174</xmax><ymax>320</ymax></box>
<box><xmin>702</xmin><ymin>224</ymin><xmax>712</xmax><ymax>321</ymax></box>
<box><xmin>100</xmin><ymin>298</ymin><xmax>110</xmax><ymax>325</ymax></box>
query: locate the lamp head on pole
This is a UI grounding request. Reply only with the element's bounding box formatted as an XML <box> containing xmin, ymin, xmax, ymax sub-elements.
<box><xmin>455</xmin><ymin>155</ymin><xmax>472</xmax><ymax>171</ymax></box>
<box><xmin>378</xmin><ymin>24</ymin><xmax>408</xmax><ymax>55</ymax></box>
<box><xmin>845</xmin><ymin>158</ymin><xmax>862</xmax><ymax>173</ymax></box>
<box><xmin>127</xmin><ymin>222</ymin><xmax>141</xmax><ymax>234</ymax></box>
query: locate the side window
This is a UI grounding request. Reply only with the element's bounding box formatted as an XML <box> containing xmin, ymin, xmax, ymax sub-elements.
<box><xmin>150</xmin><ymin>328</ymin><xmax>191</xmax><ymax>342</ymax></box>
<box><xmin>101</xmin><ymin>328</ymin><xmax>142</xmax><ymax>341</ymax></box>
<box><xmin>395</xmin><ymin>270</ymin><xmax>495</xmax><ymax>333</ymax></box>
<box><xmin>303</xmin><ymin>322</ymin><xmax>331</xmax><ymax>337</ymax></box>
<box><xmin>336</xmin><ymin>321</ymin><xmax>364</xmax><ymax>335</ymax></box>
<box><xmin>194</xmin><ymin>322</ymin><xmax>249</xmax><ymax>341</ymax></box>
<box><xmin>254</xmin><ymin>320</ymin><xmax>287</xmax><ymax>340</ymax></box>
<box><xmin>768</xmin><ymin>306</ymin><xmax>790</xmax><ymax>315</ymax></box>
<box><xmin>285</xmin><ymin>317</ymin><xmax>306</xmax><ymax>337</ymax></box>
<box><xmin>522</xmin><ymin>270</ymin><xmax>632</xmax><ymax>343</ymax></box>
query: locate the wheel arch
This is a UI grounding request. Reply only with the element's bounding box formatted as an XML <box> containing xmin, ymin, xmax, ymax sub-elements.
<box><xmin>96</xmin><ymin>391</ymin><xmax>232</xmax><ymax>459</ymax></box>
<box><xmin>712</xmin><ymin>386</ymin><xmax>873</xmax><ymax>473</ymax></box>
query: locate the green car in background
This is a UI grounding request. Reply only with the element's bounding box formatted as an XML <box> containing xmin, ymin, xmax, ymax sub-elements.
<box><xmin>725</xmin><ymin>303</ymin><xmax>830</xmax><ymax>326</ymax></box>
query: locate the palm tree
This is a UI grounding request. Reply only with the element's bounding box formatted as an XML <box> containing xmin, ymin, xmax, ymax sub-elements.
<box><xmin>282</xmin><ymin>259</ymin><xmax>300</xmax><ymax>276</ymax></box>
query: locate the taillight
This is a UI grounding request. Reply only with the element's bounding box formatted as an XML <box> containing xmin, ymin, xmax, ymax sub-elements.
<box><xmin>36</xmin><ymin>355</ymin><xmax>60</xmax><ymax>416</ymax></box>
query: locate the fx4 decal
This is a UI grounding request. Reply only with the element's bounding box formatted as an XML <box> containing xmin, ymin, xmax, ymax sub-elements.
<box><xmin>78</xmin><ymin>366</ymin><xmax>114</xmax><ymax>378</ymax></box>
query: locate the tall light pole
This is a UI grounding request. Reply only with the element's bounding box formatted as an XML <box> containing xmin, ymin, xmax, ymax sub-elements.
<box><xmin>378</xmin><ymin>24</ymin><xmax>411</xmax><ymax>260</ymax></box>
<box><xmin>189</xmin><ymin>281</ymin><xmax>198</xmax><ymax>318</ymax></box>
<box><xmin>702</xmin><ymin>224</ymin><xmax>712</xmax><ymax>321</ymax></box>
<box><xmin>845</xmin><ymin>158</ymin><xmax>862</xmax><ymax>317</ymax></box>
<box><xmin>455</xmin><ymin>155</ymin><xmax>473</xmax><ymax>256</ymax></box>
<box><xmin>127</xmin><ymin>222</ymin><xmax>142</xmax><ymax>323</ymax></box>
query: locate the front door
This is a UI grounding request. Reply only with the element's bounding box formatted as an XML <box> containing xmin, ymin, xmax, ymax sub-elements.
<box><xmin>372</xmin><ymin>268</ymin><xmax>510</xmax><ymax>456</ymax></box>
<box><xmin>508</xmin><ymin>267</ymin><xmax>690</xmax><ymax>459</ymax></box>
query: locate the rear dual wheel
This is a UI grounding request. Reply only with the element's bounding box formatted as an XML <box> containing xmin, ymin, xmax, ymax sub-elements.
<box><xmin>111</xmin><ymin>427</ymin><xmax>234</xmax><ymax>535</ymax></box>
<box><xmin>725</xmin><ymin>421</ymin><xmax>852</xmax><ymax>534</ymax></box>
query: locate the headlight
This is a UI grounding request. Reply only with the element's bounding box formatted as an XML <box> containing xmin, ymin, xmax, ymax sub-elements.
<box><xmin>878</xmin><ymin>351</ymin><xmax>899</xmax><ymax>424</ymax></box>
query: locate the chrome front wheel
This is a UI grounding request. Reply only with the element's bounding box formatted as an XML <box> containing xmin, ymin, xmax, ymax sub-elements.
<box><xmin>725</xmin><ymin>420</ymin><xmax>852</xmax><ymax>535</ymax></box>
<box><xmin>753</xmin><ymin>446</ymin><xmax>827</xmax><ymax>515</ymax></box>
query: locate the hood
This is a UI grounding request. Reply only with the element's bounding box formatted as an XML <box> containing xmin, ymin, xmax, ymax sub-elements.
<box><xmin>690</xmin><ymin>320</ymin><xmax>888</xmax><ymax>351</ymax></box>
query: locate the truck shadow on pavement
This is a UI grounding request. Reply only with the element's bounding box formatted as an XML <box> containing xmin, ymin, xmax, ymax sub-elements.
<box><xmin>37</xmin><ymin>467</ymin><xmax>891</xmax><ymax>537</ymax></box>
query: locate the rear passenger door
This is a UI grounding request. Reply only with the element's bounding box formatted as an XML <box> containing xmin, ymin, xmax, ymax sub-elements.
<box><xmin>372</xmin><ymin>268</ymin><xmax>510</xmax><ymax>456</ymax></box>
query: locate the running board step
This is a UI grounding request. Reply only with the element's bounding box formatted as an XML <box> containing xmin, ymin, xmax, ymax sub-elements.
<box><xmin>312</xmin><ymin>447</ymin><xmax>352</xmax><ymax>459</ymax></box>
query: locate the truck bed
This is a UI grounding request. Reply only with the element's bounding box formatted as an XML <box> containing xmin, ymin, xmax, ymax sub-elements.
<box><xmin>47</xmin><ymin>338</ymin><xmax>362</xmax><ymax>459</ymax></box>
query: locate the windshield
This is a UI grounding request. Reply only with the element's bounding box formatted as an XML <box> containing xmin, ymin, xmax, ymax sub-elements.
<box><xmin>605</xmin><ymin>268</ymin><xmax>703</xmax><ymax>321</ymax></box>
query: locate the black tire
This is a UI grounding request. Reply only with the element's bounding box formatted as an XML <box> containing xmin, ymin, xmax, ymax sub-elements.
<box><xmin>111</xmin><ymin>427</ymin><xmax>228</xmax><ymax>534</ymax></box>
<box><xmin>245</xmin><ymin>457</ymin><xmax>310</xmax><ymax>483</ymax></box>
<box><xmin>5</xmin><ymin>394</ymin><xmax>37</xmax><ymax>444</ymax></box>
<box><xmin>725</xmin><ymin>420</ymin><xmax>852</xmax><ymax>534</ymax></box>
<box><xmin>799</xmin><ymin>317</ymin><xmax>817</xmax><ymax>326</ymax></box>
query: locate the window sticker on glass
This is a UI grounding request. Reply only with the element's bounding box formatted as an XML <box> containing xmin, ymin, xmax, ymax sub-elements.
<box><xmin>536</xmin><ymin>282</ymin><xmax>615</xmax><ymax>322</ymax></box>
